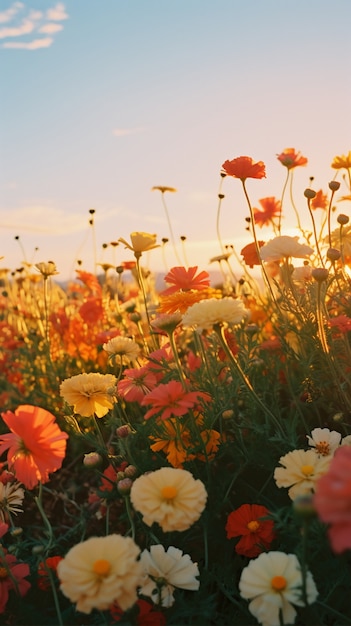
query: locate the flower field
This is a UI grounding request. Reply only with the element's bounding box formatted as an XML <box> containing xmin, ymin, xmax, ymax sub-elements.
<box><xmin>1</xmin><ymin>149</ymin><xmax>351</xmax><ymax>625</ymax></box>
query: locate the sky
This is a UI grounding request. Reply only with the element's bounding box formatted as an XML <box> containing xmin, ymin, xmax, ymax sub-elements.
<box><xmin>1</xmin><ymin>0</ymin><xmax>351</xmax><ymax>282</ymax></box>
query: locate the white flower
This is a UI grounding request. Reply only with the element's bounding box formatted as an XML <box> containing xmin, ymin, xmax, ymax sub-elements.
<box><xmin>274</xmin><ymin>449</ymin><xmax>330</xmax><ymax>500</ymax></box>
<box><xmin>306</xmin><ymin>428</ymin><xmax>341</xmax><ymax>456</ymax></box>
<box><xmin>341</xmin><ymin>434</ymin><xmax>351</xmax><ymax>446</ymax></box>
<box><xmin>57</xmin><ymin>534</ymin><xmax>143</xmax><ymax>614</ymax></box>
<box><xmin>103</xmin><ymin>336</ymin><xmax>141</xmax><ymax>364</ymax></box>
<box><xmin>239</xmin><ymin>551</ymin><xmax>318</xmax><ymax>626</ymax></box>
<box><xmin>260</xmin><ymin>236</ymin><xmax>314</xmax><ymax>262</ymax></box>
<box><xmin>182</xmin><ymin>297</ymin><xmax>247</xmax><ymax>330</ymax></box>
<box><xmin>0</xmin><ymin>481</ymin><xmax>25</xmax><ymax>522</ymax></box>
<box><xmin>292</xmin><ymin>264</ymin><xmax>313</xmax><ymax>282</ymax></box>
<box><xmin>139</xmin><ymin>544</ymin><xmax>199</xmax><ymax>607</ymax></box>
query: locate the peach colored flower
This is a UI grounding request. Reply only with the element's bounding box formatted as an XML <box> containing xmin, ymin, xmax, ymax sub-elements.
<box><xmin>60</xmin><ymin>372</ymin><xmax>117</xmax><ymax>418</ymax></box>
<box><xmin>161</xmin><ymin>266</ymin><xmax>210</xmax><ymax>295</ymax></box>
<box><xmin>0</xmin><ymin>481</ymin><xmax>24</xmax><ymax>522</ymax></box>
<box><xmin>182</xmin><ymin>297</ymin><xmax>247</xmax><ymax>329</ymax></box>
<box><xmin>103</xmin><ymin>336</ymin><xmax>140</xmax><ymax>364</ymax></box>
<box><xmin>277</xmin><ymin>148</ymin><xmax>308</xmax><ymax>169</ymax></box>
<box><xmin>222</xmin><ymin>156</ymin><xmax>266</xmax><ymax>180</ymax></box>
<box><xmin>260</xmin><ymin>236</ymin><xmax>313</xmax><ymax>262</ymax></box>
<box><xmin>240</xmin><ymin>241</ymin><xmax>265</xmax><ymax>267</ymax></box>
<box><xmin>0</xmin><ymin>405</ymin><xmax>68</xmax><ymax>489</ymax></box>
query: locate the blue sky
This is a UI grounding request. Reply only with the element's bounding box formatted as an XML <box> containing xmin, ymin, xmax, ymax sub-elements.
<box><xmin>1</xmin><ymin>0</ymin><xmax>351</xmax><ymax>280</ymax></box>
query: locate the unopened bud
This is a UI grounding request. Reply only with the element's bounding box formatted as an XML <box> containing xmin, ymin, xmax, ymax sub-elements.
<box><xmin>222</xmin><ymin>409</ymin><xmax>234</xmax><ymax>419</ymax></box>
<box><xmin>337</xmin><ymin>214</ymin><xmax>349</xmax><ymax>225</ymax></box>
<box><xmin>116</xmin><ymin>424</ymin><xmax>132</xmax><ymax>438</ymax></box>
<box><xmin>10</xmin><ymin>527</ymin><xmax>23</xmax><ymax>537</ymax></box>
<box><xmin>327</xmin><ymin>248</ymin><xmax>341</xmax><ymax>261</ymax></box>
<box><xmin>32</xmin><ymin>545</ymin><xmax>45</xmax><ymax>555</ymax></box>
<box><xmin>117</xmin><ymin>478</ymin><xmax>133</xmax><ymax>495</ymax></box>
<box><xmin>124</xmin><ymin>465</ymin><xmax>137</xmax><ymax>478</ymax></box>
<box><xmin>304</xmin><ymin>188</ymin><xmax>316</xmax><ymax>199</ymax></box>
<box><xmin>311</xmin><ymin>268</ymin><xmax>329</xmax><ymax>282</ymax></box>
<box><xmin>329</xmin><ymin>180</ymin><xmax>341</xmax><ymax>191</ymax></box>
<box><xmin>83</xmin><ymin>452</ymin><xmax>103</xmax><ymax>468</ymax></box>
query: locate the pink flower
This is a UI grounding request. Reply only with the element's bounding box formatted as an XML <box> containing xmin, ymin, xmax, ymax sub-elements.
<box><xmin>329</xmin><ymin>315</ymin><xmax>351</xmax><ymax>334</ymax></box>
<box><xmin>0</xmin><ymin>405</ymin><xmax>68</xmax><ymax>489</ymax></box>
<box><xmin>141</xmin><ymin>380</ymin><xmax>211</xmax><ymax>420</ymax></box>
<box><xmin>314</xmin><ymin>446</ymin><xmax>351</xmax><ymax>553</ymax></box>
<box><xmin>0</xmin><ymin>552</ymin><xmax>30</xmax><ymax>612</ymax></box>
<box><xmin>117</xmin><ymin>367</ymin><xmax>158</xmax><ymax>403</ymax></box>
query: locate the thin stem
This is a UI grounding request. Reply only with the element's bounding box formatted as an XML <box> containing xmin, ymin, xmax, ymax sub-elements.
<box><xmin>161</xmin><ymin>192</ymin><xmax>182</xmax><ymax>265</ymax></box>
<box><xmin>327</xmin><ymin>189</ymin><xmax>336</xmax><ymax>249</ymax></box>
<box><xmin>167</xmin><ymin>329</ymin><xmax>187</xmax><ymax>388</ymax></box>
<box><xmin>278</xmin><ymin>168</ymin><xmax>290</xmax><ymax>234</ymax></box>
<box><xmin>306</xmin><ymin>199</ymin><xmax>325</xmax><ymax>267</ymax></box>
<box><xmin>289</xmin><ymin>170</ymin><xmax>303</xmax><ymax>233</ymax></box>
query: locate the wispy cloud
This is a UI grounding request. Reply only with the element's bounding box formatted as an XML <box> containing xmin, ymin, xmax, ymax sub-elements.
<box><xmin>0</xmin><ymin>206</ymin><xmax>89</xmax><ymax>235</ymax></box>
<box><xmin>113</xmin><ymin>127</ymin><xmax>147</xmax><ymax>137</ymax></box>
<box><xmin>0</xmin><ymin>2</ymin><xmax>67</xmax><ymax>49</ymax></box>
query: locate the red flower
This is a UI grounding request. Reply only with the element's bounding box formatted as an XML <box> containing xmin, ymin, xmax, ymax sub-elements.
<box><xmin>240</xmin><ymin>241</ymin><xmax>265</xmax><ymax>268</ymax></box>
<box><xmin>110</xmin><ymin>599</ymin><xmax>166</xmax><ymax>625</ymax></box>
<box><xmin>226</xmin><ymin>504</ymin><xmax>275</xmax><ymax>557</ymax></box>
<box><xmin>222</xmin><ymin>156</ymin><xmax>266</xmax><ymax>181</ymax></box>
<box><xmin>253</xmin><ymin>197</ymin><xmax>282</xmax><ymax>228</ymax></box>
<box><xmin>0</xmin><ymin>552</ymin><xmax>30</xmax><ymax>612</ymax></box>
<box><xmin>314</xmin><ymin>446</ymin><xmax>351</xmax><ymax>553</ymax></box>
<box><xmin>117</xmin><ymin>367</ymin><xmax>158</xmax><ymax>403</ymax></box>
<box><xmin>37</xmin><ymin>556</ymin><xmax>63</xmax><ymax>591</ymax></box>
<box><xmin>79</xmin><ymin>297</ymin><xmax>104</xmax><ymax>323</ymax></box>
<box><xmin>141</xmin><ymin>380</ymin><xmax>211</xmax><ymax>421</ymax></box>
<box><xmin>277</xmin><ymin>148</ymin><xmax>308</xmax><ymax>169</ymax></box>
<box><xmin>329</xmin><ymin>315</ymin><xmax>351</xmax><ymax>334</ymax></box>
<box><xmin>161</xmin><ymin>266</ymin><xmax>210</xmax><ymax>295</ymax></box>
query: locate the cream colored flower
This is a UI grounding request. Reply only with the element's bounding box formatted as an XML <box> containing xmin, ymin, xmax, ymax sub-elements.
<box><xmin>118</xmin><ymin>232</ymin><xmax>160</xmax><ymax>256</ymax></box>
<box><xmin>0</xmin><ymin>481</ymin><xmax>25</xmax><ymax>522</ymax></box>
<box><xmin>130</xmin><ymin>467</ymin><xmax>207</xmax><ymax>532</ymax></box>
<box><xmin>152</xmin><ymin>186</ymin><xmax>177</xmax><ymax>193</ymax></box>
<box><xmin>260</xmin><ymin>236</ymin><xmax>313</xmax><ymax>262</ymax></box>
<box><xmin>35</xmin><ymin>261</ymin><xmax>59</xmax><ymax>278</ymax></box>
<box><xmin>274</xmin><ymin>449</ymin><xmax>330</xmax><ymax>500</ymax></box>
<box><xmin>139</xmin><ymin>544</ymin><xmax>199</xmax><ymax>607</ymax></box>
<box><xmin>306</xmin><ymin>428</ymin><xmax>341</xmax><ymax>456</ymax></box>
<box><xmin>103</xmin><ymin>336</ymin><xmax>141</xmax><ymax>364</ymax></box>
<box><xmin>60</xmin><ymin>372</ymin><xmax>117</xmax><ymax>418</ymax></box>
<box><xmin>239</xmin><ymin>551</ymin><xmax>318</xmax><ymax>626</ymax></box>
<box><xmin>341</xmin><ymin>434</ymin><xmax>351</xmax><ymax>446</ymax></box>
<box><xmin>182</xmin><ymin>297</ymin><xmax>247</xmax><ymax>330</ymax></box>
<box><xmin>57</xmin><ymin>534</ymin><xmax>143</xmax><ymax>614</ymax></box>
<box><xmin>292</xmin><ymin>264</ymin><xmax>313</xmax><ymax>283</ymax></box>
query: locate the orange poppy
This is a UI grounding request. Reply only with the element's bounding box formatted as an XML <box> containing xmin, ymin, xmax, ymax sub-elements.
<box><xmin>311</xmin><ymin>189</ymin><xmax>328</xmax><ymax>210</ymax></box>
<box><xmin>277</xmin><ymin>148</ymin><xmax>308</xmax><ymax>169</ymax></box>
<box><xmin>222</xmin><ymin>156</ymin><xmax>266</xmax><ymax>181</ymax></box>
<box><xmin>253</xmin><ymin>197</ymin><xmax>282</xmax><ymax>227</ymax></box>
<box><xmin>240</xmin><ymin>241</ymin><xmax>265</xmax><ymax>268</ymax></box>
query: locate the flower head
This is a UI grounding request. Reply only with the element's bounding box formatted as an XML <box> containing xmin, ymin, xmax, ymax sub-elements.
<box><xmin>37</xmin><ymin>556</ymin><xmax>63</xmax><ymax>591</ymax></box>
<box><xmin>118</xmin><ymin>232</ymin><xmax>160</xmax><ymax>256</ymax></box>
<box><xmin>253</xmin><ymin>197</ymin><xmax>282</xmax><ymax>228</ymax></box>
<box><xmin>277</xmin><ymin>148</ymin><xmax>308</xmax><ymax>169</ymax></box>
<box><xmin>152</xmin><ymin>186</ymin><xmax>177</xmax><ymax>193</ymax></box>
<box><xmin>239</xmin><ymin>551</ymin><xmax>318</xmax><ymax>626</ymax></box>
<box><xmin>222</xmin><ymin>156</ymin><xmax>266</xmax><ymax>180</ymax></box>
<box><xmin>130</xmin><ymin>466</ymin><xmax>207</xmax><ymax>532</ymax></box>
<box><xmin>35</xmin><ymin>261</ymin><xmax>59</xmax><ymax>279</ymax></box>
<box><xmin>331</xmin><ymin>151</ymin><xmax>351</xmax><ymax>170</ymax></box>
<box><xmin>0</xmin><ymin>481</ymin><xmax>25</xmax><ymax>522</ymax></box>
<box><xmin>139</xmin><ymin>544</ymin><xmax>199</xmax><ymax>608</ymax></box>
<box><xmin>141</xmin><ymin>380</ymin><xmax>211</xmax><ymax>421</ymax></box>
<box><xmin>0</xmin><ymin>405</ymin><xmax>68</xmax><ymax>489</ymax></box>
<box><xmin>57</xmin><ymin>534</ymin><xmax>143</xmax><ymax>614</ymax></box>
<box><xmin>260</xmin><ymin>236</ymin><xmax>314</xmax><ymax>262</ymax></box>
<box><xmin>240</xmin><ymin>241</ymin><xmax>265</xmax><ymax>267</ymax></box>
<box><xmin>182</xmin><ymin>297</ymin><xmax>247</xmax><ymax>329</ymax></box>
<box><xmin>274</xmin><ymin>449</ymin><xmax>331</xmax><ymax>500</ymax></box>
<box><xmin>103</xmin><ymin>336</ymin><xmax>140</xmax><ymax>364</ymax></box>
<box><xmin>161</xmin><ymin>266</ymin><xmax>210</xmax><ymax>295</ymax></box>
<box><xmin>117</xmin><ymin>366</ymin><xmax>157</xmax><ymax>403</ymax></box>
<box><xmin>60</xmin><ymin>372</ymin><xmax>117</xmax><ymax>418</ymax></box>
<box><xmin>311</xmin><ymin>189</ymin><xmax>328</xmax><ymax>210</ymax></box>
<box><xmin>306</xmin><ymin>428</ymin><xmax>341</xmax><ymax>457</ymax></box>
<box><xmin>0</xmin><ymin>552</ymin><xmax>31</xmax><ymax>613</ymax></box>
<box><xmin>158</xmin><ymin>288</ymin><xmax>218</xmax><ymax>314</ymax></box>
<box><xmin>226</xmin><ymin>504</ymin><xmax>275</xmax><ymax>558</ymax></box>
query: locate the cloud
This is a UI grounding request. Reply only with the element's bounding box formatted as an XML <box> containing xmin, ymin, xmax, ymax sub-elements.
<box><xmin>113</xmin><ymin>127</ymin><xmax>146</xmax><ymax>137</ymax></box>
<box><xmin>0</xmin><ymin>206</ymin><xmax>89</xmax><ymax>235</ymax></box>
<box><xmin>0</xmin><ymin>2</ymin><xmax>67</xmax><ymax>49</ymax></box>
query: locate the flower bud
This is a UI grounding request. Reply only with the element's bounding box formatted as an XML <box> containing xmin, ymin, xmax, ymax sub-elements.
<box><xmin>116</xmin><ymin>424</ymin><xmax>132</xmax><ymax>438</ymax></box>
<box><xmin>337</xmin><ymin>214</ymin><xmax>349</xmax><ymax>225</ymax></box>
<box><xmin>32</xmin><ymin>545</ymin><xmax>45</xmax><ymax>555</ymax></box>
<box><xmin>311</xmin><ymin>268</ymin><xmax>329</xmax><ymax>282</ymax></box>
<box><xmin>83</xmin><ymin>452</ymin><xmax>103</xmax><ymax>468</ymax></box>
<box><xmin>326</xmin><ymin>248</ymin><xmax>341</xmax><ymax>261</ymax></box>
<box><xmin>10</xmin><ymin>527</ymin><xmax>23</xmax><ymax>537</ymax></box>
<box><xmin>117</xmin><ymin>478</ymin><xmax>133</xmax><ymax>495</ymax></box>
<box><xmin>222</xmin><ymin>409</ymin><xmax>234</xmax><ymax>419</ymax></box>
<box><xmin>124</xmin><ymin>465</ymin><xmax>137</xmax><ymax>478</ymax></box>
<box><xmin>304</xmin><ymin>188</ymin><xmax>316</xmax><ymax>199</ymax></box>
<box><xmin>329</xmin><ymin>180</ymin><xmax>341</xmax><ymax>191</ymax></box>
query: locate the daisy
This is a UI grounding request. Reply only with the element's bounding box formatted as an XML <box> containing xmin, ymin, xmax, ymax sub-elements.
<box><xmin>274</xmin><ymin>449</ymin><xmax>331</xmax><ymax>500</ymax></box>
<box><xmin>253</xmin><ymin>197</ymin><xmax>282</xmax><ymax>228</ymax></box>
<box><xmin>239</xmin><ymin>551</ymin><xmax>318</xmax><ymax>626</ymax></box>
<box><xmin>103</xmin><ymin>336</ymin><xmax>141</xmax><ymax>364</ymax></box>
<box><xmin>182</xmin><ymin>297</ymin><xmax>247</xmax><ymax>329</ymax></box>
<box><xmin>57</xmin><ymin>534</ymin><xmax>143</xmax><ymax>614</ymax></box>
<box><xmin>331</xmin><ymin>151</ymin><xmax>351</xmax><ymax>170</ymax></box>
<box><xmin>306</xmin><ymin>428</ymin><xmax>341</xmax><ymax>456</ymax></box>
<box><xmin>0</xmin><ymin>405</ymin><xmax>68</xmax><ymax>490</ymax></box>
<box><xmin>60</xmin><ymin>372</ymin><xmax>117</xmax><ymax>418</ymax></box>
<box><xmin>130</xmin><ymin>466</ymin><xmax>207</xmax><ymax>532</ymax></box>
<box><xmin>139</xmin><ymin>544</ymin><xmax>199</xmax><ymax>608</ymax></box>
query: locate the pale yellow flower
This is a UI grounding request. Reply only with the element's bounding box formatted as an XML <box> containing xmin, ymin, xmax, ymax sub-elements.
<box><xmin>103</xmin><ymin>336</ymin><xmax>141</xmax><ymax>364</ymax></box>
<box><xmin>274</xmin><ymin>448</ymin><xmax>330</xmax><ymax>500</ymax></box>
<box><xmin>306</xmin><ymin>428</ymin><xmax>341</xmax><ymax>456</ymax></box>
<box><xmin>182</xmin><ymin>297</ymin><xmax>247</xmax><ymax>330</ymax></box>
<box><xmin>57</xmin><ymin>534</ymin><xmax>143</xmax><ymax>614</ymax></box>
<box><xmin>260</xmin><ymin>236</ymin><xmax>314</xmax><ymax>262</ymax></box>
<box><xmin>139</xmin><ymin>544</ymin><xmax>199</xmax><ymax>607</ymax></box>
<box><xmin>0</xmin><ymin>481</ymin><xmax>25</xmax><ymax>522</ymax></box>
<box><xmin>130</xmin><ymin>467</ymin><xmax>207</xmax><ymax>532</ymax></box>
<box><xmin>118</xmin><ymin>232</ymin><xmax>160</xmax><ymax>256</ymax></box>
<box><xmin>60</xmin><ymin>372</ymin><xmax>117</xmax><ymax>418</ymax></box>
<box><xmin>152</xmin><ymin>186</ymin><xmax>177</xmax><ymax>193</ymax></box>
<box><xmin>35</xmin><ymin>261</ymin><xmax>59</xmax><ymax>278</ymax></box>
<box><xmin>239</xmin><ymin>551</ymin><xmax>318</xmax><ymax>626</ymax></box>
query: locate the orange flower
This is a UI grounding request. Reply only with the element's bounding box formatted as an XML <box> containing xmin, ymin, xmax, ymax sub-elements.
<box><xmin>37</xmin><ymin>556</ymin><xmax>63</xmax><ymax>591</ymax></box>
<box><xmin>161</xmin><ymin>266</ymin><xmax>210</xmax><ymax>295</ymax></box>
<box><xmin>158</xmin><ymin>288</ymin><xmax>219</xmax><ymax>314</ymax></box>
<box><xmin>240</xmin><ymin>241</ymin><xmax>265</xmax><ymax>268</ymax></box>
<box><xmin>0</xmin><ymin>405</ymin><xmax>68</xmax><ymax>489</ymax></box>
<box><xmin>331</xmin><ymin>151</ymin><xmax>351</xmax><ymax>170</ymax></box>
<box><xmin>222</xmin><ymin>156</ymin><xmax>266</xmax><ymax>181</ymax></box>
<box><xmin>277</xmin><ymin>148</ymin><xmax>308</xmax><ymax>169</ymax></box>
<box><xmin>311</xmin><ymin>189</ymin><xmax>328</xmax><ymax>210</ymax></box>
<box><xmin>150</xmin><ymin>419</ymin><xmax>193</xmax><ymax>468</ymax></box>
<box><xmin>253</xmin><ymin>197</ymin><xmax>282</xmax><ymax>228</ymax></box>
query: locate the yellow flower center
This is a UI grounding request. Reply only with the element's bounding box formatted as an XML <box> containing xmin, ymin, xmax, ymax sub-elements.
<box><xmin>0</xmin><ymin>567</ymin><xmax>8</xmax><ymax>579</ymax></box>
<box><xmin>247</xmin><ymin>520</ymin><xmax>260</xmax><ymax>532</ymax></box>
<box><xmin>271</xmin><ymin>575</ymin><xmax>287</xmax><ymax>591</ymax></box>
<box><xmin>161</xmin><ymin>485</ymin><xmax>178</xmax><ymax>500</ymax></box>
<box><xmin>301</xmin><ymin>464</ymin><xmax>314</xmax><ymax>477</ymax></box>
<box><xmin>93</xmin><ymin>559</ymin><xmax>111</xmax><ymax>577</ymax></box>
<box><xmin>315</xmin><ymin>441</ymin><xmax>330</xmax><ymax>455</ymax></box>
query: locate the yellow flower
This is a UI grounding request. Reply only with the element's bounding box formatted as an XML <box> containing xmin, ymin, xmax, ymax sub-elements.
<box><xmin>182</xmin><ymin>297</ymin><xmax>247</xmax><ymax>329</ymax></box>
<box><xmin>118</xmin><ymin>232</ymin><xmax>160</xmax><ymax>257</ymax></box>
<box><xmin>274</xmin><ymin>448</ymin><xmax>330</xmax><ymax>500</ymax></box>
<box><xmin>60</xmin><ymin>372</ymin><xmax>117</xmax><ymax>418</ymax></box>
<box><xmin>57</xmin><ymin>535</ymin><xmax>143</xmax><ymax>614</ymax></box>
<box><xmin>331</xmin><ymin>151</ymin><xmax>351</xmax><ymax>170</ymax></box>
<box><xmin>152</xmin><ymin>186</ymin><xmax>177</xmax><ymax>193</ymax></box>
<box><xmin>130</xmin><ymin>466</ymin><xmax>207</xmax><ymax>532</ymax></box>
<box><xmin>35</xmin><ymin>261</ymin><xmax>59</xmax><ymax>278</ymax></box>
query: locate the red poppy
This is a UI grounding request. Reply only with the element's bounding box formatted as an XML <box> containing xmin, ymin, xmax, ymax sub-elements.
<box><xmin>226</xmin><ymin>504</ymin><xmax>275</xmax><ymax>557</ymax></box>
<box><xmin>141</xmin><ymin>380</ymin><xmax>211</xmax><ymax>421</ymax></box>
<box><xmin>253</xmin><ymin>197</ymin><xmax>282</xmax><ymax>228</ymax></box>
<box><xmin>161</xmin><ymin>266</ymin><xmax>210</xmax><ymax>295</ymax></box>
<box><xmin>240</xmin><ymin>241</ymin><xmax>265</xmax><ymax>268</ymax></box>
<box><xmin>277</xmin><ymin>148</ymin><xmax>308</xmax><ymax>169</ymax></box>
<box><xmin>222</xmin><ymin>156</ymin><xmax>266</xmax><ymax>181</ymax></box>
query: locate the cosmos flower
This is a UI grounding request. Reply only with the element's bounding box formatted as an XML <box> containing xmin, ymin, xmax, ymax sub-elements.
<box><xmin>151</xmin><ymin>185</ymin><xmax>177</xmax><ymax>193</ymax></box>
<box><xmin>240</xmin><ymin>241</ymin><xmax>265</xmax><ymax>267</ymax></box>
<box><xmin>182</xmin><ymin>297</ymin><xmax>247</xmax><ymax>329</ymax></box>
<box><xmin>117</xmin><ymin>366</ymin><xmax>158</xmax><ymax>403</ymax></box>
<box><xmin>35</xmin><ymin>261</ymin><xmax>59</xmax><ymax>279</ymax></box>
<box><xmin>118</xmin><ymin>232</ymin><xmax>160</xmax><ymax>256</ymax></box>
<box><xmin>222</xmin><ymin>156</ymin><xmax>266</xmax><ymax>180</ymax></box>
<box><xmin>310</xmin><ymin>189</ymin><xmax>328</xmax><ymax>210</ymax></box>
<box><xmin>225</xmin><ymin>504</ymin><xmax>276</xmax><ymax>558</ymax></box>
<box><xmin>103</xmin><ymin>336</ymin><xmax>141</xmax><ymax>364</ymax></box>
<box><xmin>0</xmin><ymin>481</ymin><xmax>25</xmax><ymax>523</ymax></box>
<box><xmin>158</xmin><ymin>288</ymin><xmax>219</xmax><ymax>314</ymax></box>
<box><xmin>331</xmin><ymin>151</ymin><xmax>351</xmax><ymax>170</ymax></box>
<box><xmin>57</xmin><ymin>534</ymin><xmax>143</xmax><ymax>614</ymax></box>
<box><xmin>306</xmin><ymin>428</ymin><xmax>341</xmax><ymax>457</ymax></box>
<box><xmin>161</xmin><ymin>266</ymin><xmax>210</xmax><ymax>295</ymax></box>
<box><xmin>0</xmin><ymin>552</ymin><xmax>31</xmax><ymax>613</ymax></box>
<box><xmin>150</xmin><ymin>312</ymin><xmax>183</xmax><ymax>334</ymax></box>
<box><xmin>260</xmin><ymin>236</ymin><xmax>314</xmax><ymax>262</ymax></box>
<box><xmin>141</xmin><ymin>380</ymin><xmax>211</xmax><ymax>421</ymax></box>
<box><xmin>239</xmin><ymin>551</ymin><xmax>318</xmax><ymax>626</ymax></box>
<box><xmin>277</xmin><ymin>148</ymin><xmax>308</xmax><ymax>169</ymax></box>
<box><xmin>60</xmin><ymin>372</ymin><xmax>117</xmax><ymax>418</ymax></box>
<box><xmin>130</xmin><ymin>466</ymin><xmax>207</xmax><ymax>532</ymax></box>
<box><xmin>0</xmin><ymin>405</ymin><xmax>68</xmax><ymax>490</ymax></box>
<box><xmin>253</xmin><ymin>197</ymin><xmax>282</xmax><ymax>228</ymax></box>
<box><xmin>139</xmin><ymin>544</ymin><xmax>200</xmax><ymax>608</ymax></box>
<box><xmin>274</xmin><ymin>449</ymin><xmax>331</xmax><ymax>500</ymax></box>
